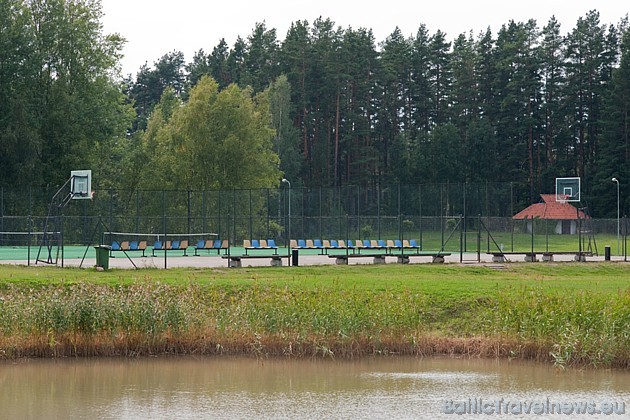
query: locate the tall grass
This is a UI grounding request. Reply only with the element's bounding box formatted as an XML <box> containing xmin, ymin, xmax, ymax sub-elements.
<box><xmin>0</xmin><ymin>264</ymin><xmax>628</xmax><ymax>368</ymax></box>
<box><xmin>483</xmin><ymin>287</ymin><xmax>630</xmax><ymax>368</ymax></box>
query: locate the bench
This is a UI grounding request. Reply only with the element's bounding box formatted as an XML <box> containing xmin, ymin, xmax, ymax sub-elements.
<box><xmin>288</xmin><ymin>238</ymin><xmax>420</xmax><ymax>256</ymax></box>
<box><xmin>111</xmin><ymin>240</ymin><xmax>147</xmax><ymax>257</ymax></box>
<box><xmin>328</xmin><ymin>253</ymin><xmax>389</xmax><ymax>265</ymax></box>
<box><xmin>290</xmin><ymin>239</ymin><xmax>329</xmax><ymax>254</ymax></box>
<box><xmin>393</xmin><ymin>252</ymin><xmax>452</xmax><ymax>264</ymax></box>
<box><xmin>328</xmin><ymin>251</ymin><xmax>451</xmax><ymax>265</ymax></box>
<box><xmin>222</xmin><ymin>254</ymin><xmax>290</xmax><ymax>268</ymax></box>
<box><xmin>194</xmin><ymin>239</ymin><xmax>229</xmax><ymax>256</ymax></box>
<box><xmin>488</xmin><ymin>251</ymin><xmax>593</xmax><ymax>262</ymax></box>
<box><xmin>152</xmin><ymin>239</ymin><xmax>189</xmax><ymax>256</ymax></box>
<box><xmin>243</xmin><ymin>239</ymin><xmax>279</xmax><ymax>255</ymax></box>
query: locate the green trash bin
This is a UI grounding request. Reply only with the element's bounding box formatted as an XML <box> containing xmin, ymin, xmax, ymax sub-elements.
<box><xmin>94</xmin><ymin>245</ymin><xmax>111</xmax><ymax>270</ymax></box>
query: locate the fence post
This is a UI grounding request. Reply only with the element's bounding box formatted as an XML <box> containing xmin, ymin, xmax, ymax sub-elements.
<box><xmin>232</xmin><ymin>189</ymin><xmax>236</xmax><ymax>247</ymax></box>
<box><xmin>440</xmin><ymin>184</ymin><xmax>444</xmax><ymax>249</ymax></box>
<box><xmin>459</xmin><ymin>214</ymin><xmax>463</xmax><ymax>263</ymax></box>
<box><xmin>510</xmin><ymin>182</ymin><xmax>514</xmax><ymax>252</ymax></box>
<box><xmin>357</xmin><ymin>185</ymin><xmax>361</xmax><ymax>240</ymax></box>
<box><xmin>201</xmin><ymin>190</ymin><xmax>206</xmax><ymax>237</ymax></box>
<box><xmin>530</xmin><ymin>216</ymin><xmax>535</xmax><ymax>260</ymax></box>
<box><xmin>187</xmin><ymin>190</ymin><xmax>192</xmax><ymax>239</ymax></box>
<box><xmin>419</xmin><ymin>184</ymin><xmax>423</xmax><ymax>247</ymax></box>
<box><xmin>248</xmin><ymin>189</ymin><xmax>252</xmax><ymax>240</ymax></box>
<box><xmin>375</xmin><ymin>184</ymin><xmax>380</xmax><ymax>239</ymax></box>
<box><xmin>463</xmin><ymin>183</ymin><xmax>467</xmax><ymax>252</ymax></box>
<box><xmin>266</xmin><ymin>188</ymin><xmax>270</xmax><ymax>239</ymax></box>
<box><xmin>624</xmin><ymin>215</ymin><xmax>627</xmax><ymax>262</ymax></box>
<box><xmin>162</xmin><ymin>190</ymin><xmax>167</xmax><ymax>269</ymax></box>
<box><xmin>136</xmin><ymin>190</ymin><xmax>140</xmax><ymax>234</ymax></box>
<box><xmin>315</xmin><ymin>187</ymin><xmax>320</xmax><ymax>240</ymax></box>
<box><xmin>398</xmin><ymin>184</ymin><xmax>402</xmax><ymax>241</ymax></box>
<box><xmin>477</xmin><ymin>214</ymin><xmax>481</xmax><ymax>263</ymax></box>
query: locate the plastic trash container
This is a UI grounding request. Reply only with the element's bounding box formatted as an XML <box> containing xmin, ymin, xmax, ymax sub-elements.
<box><xmin>94</xmin><ymin>245</ymin><xmax>112</xmax><ymax>270</ymax></box>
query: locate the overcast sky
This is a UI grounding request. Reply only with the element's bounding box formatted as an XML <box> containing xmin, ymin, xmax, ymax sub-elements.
<box><xmin>100</xmin><ymin>0</ymin><xmax>628</xmax><ymax>77</ymax></box>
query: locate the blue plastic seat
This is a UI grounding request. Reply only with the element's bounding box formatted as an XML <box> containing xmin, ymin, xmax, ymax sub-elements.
<box><xmin>267</xmin><ymin>239</ymin><xmax>278</xmax><ymax>249</ymax></box>
<box><xmin>129</xmin><ymin>241</ymin><xmax>139</xmax><ymax>251</ymax></box>
<box><xmin>313</xmin><ymin>239</ymin><xmax>323</xmax><ymax>249</ymax></box>
<box><xmin>251</xmin><ymin>239</ymin><xmax>260</xmax><ymax>248</ymax></box>
<box><xmin>297</xmin><ymin>239</ymin><xmax>307</xmax><ymax>248</ymax></box>
<box><xmin>330</xmin><ymin>240</ymin><xmax>339</xmax><ymax>248</ymax></box>
<box><xmin>378</xmin><ymin>240</ymin><xmax>387</xmax><ymax>248</ymax></box>
<box><xmin>111</xmin><ymin>241</ymin><xmax>121</xmax><ymax>251</ymax></box>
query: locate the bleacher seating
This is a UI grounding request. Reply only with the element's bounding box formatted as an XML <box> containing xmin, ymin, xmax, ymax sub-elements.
<box><xmin>194</xmin><ymin>239</ymin><xmax>228</xmax><ymax>256</ymax></box>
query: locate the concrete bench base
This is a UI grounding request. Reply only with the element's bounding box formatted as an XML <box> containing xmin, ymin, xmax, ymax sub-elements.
<box><xmin>223</xmin><ymin>255</ymin><xmax>288</xmax><ymax>267</ymax></box>
<box><xmin>397</xmin><ymin>255</ymin><xmax>410</xmax><ymax>264</ymax></box>
<box><xmin>432</xmin><ymin>255</ymin><xmax>445</xmax><ymax>264</ymax></box>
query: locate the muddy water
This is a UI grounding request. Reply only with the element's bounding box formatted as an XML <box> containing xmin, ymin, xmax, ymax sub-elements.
<box><xmin>1</xmin><ymin>356</ymin><xmax>628</xmax><ymax>419</ymax></box>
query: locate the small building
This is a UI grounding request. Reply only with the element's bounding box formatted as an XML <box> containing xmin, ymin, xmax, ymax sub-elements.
<box><xmin>513</xmin><ymin>194</ymin><xmax>587</xmax><ymax>234</ymax></box>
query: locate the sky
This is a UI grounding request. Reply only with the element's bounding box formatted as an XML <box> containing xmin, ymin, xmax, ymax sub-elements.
<box><xmin>100</xmin><ymin>0</ymin><xmax>629</xmax><ymax>77</ymax></box>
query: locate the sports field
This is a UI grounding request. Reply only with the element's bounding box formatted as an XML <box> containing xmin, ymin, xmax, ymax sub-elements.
<box><xmin>0</xmin><ymin>231</ymin><xmax>624</xmax><ymax>268</ymax></box>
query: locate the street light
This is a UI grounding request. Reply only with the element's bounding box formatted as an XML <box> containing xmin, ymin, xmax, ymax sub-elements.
<box><xmin>612</xmin><ymin>177</ymin><xmax>620</xmax><ymax>255</ymax></box>
<box><xmin>282</xmin><ymin>179</ymin><xmax>291</xmax><ymax>252</ymax></box>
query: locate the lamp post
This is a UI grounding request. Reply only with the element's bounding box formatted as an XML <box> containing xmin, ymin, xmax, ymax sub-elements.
<box><xmin>612</xmin><ymin>177</ymin><xmax>620</xmax><ymax>255</ymax></box>
<box><xmin>282</xmin><ymin>179</ymin><xmax>291</xmax><ymax>252</ymax></box>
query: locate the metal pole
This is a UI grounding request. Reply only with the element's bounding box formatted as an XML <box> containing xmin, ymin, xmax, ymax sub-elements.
<box><xmin>187</xmin><ymin>190</ymin><xmax>192</xmax><ymax>240</ymax></box>
<box><xmin>163</xmin><ymin>190</ymin><xmax>167</xmax><ymax>269</ymax></box>
<box><xmin>398</xmin><ymin>184</ymin><xmax>402</xmax><ymax>241</ymax></box>
<box><xmin>624</xmin><ymin>215</ymin><xmax>628</xmax><ymax>262</ymax></box>
<box><xmin>377</xmin><ymin>184</ymin><xmax>381</xmax><ymax>239</ymax></box>
<box><xmin>248</xmin><ymin>189</ymin><xmax>252</xmax><ymax>240</ymax></box>
<box><xmin>612</xmin><ymin>178</ymin><xmax>620</xmax><ymax>255</ymax></box>
<box><xmin>282</xmin><ymin>179</ymin><xmax>291</xmax><ymax>255</ymax></box>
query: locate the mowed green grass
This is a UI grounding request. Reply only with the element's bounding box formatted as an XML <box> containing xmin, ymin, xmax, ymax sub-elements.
<box><xmin>0</xmin><ymin>262</ymin><xmax>627</xmax><ymax>297</ymax></box>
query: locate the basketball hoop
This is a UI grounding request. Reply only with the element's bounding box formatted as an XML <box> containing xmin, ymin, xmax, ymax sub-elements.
<box><xmin>555</xmin><ymin>177</ymin><xmax>581</xmax><ymax>203</ymax></box>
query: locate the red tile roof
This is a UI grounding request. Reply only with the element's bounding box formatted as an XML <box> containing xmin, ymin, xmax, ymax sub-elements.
<box><xmin>513</xmin><ymin>194</ymin><xmax>587</xmax><ymax>220</ymax></box>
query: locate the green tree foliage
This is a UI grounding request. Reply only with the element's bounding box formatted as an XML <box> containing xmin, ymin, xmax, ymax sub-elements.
<box><xmin>592</xmin><ymin>21</ymin><xmax>630</xmax><ymax>216</ymax></box>
<box><xmin>5</xmin><ymin>5</ymin><xmax>630</xmax><ymax>218</ymax></box>
<box><xmin>128</xmin><ymin>51</ymin><xmax>186</xmax><ymax>131</ymax></box>
<box><xmin>137</xmin><ymin>77</ymin><xmax>280</xmax><ymax>191</ymax></box>
<box><xmin>268</xmin><ymin>75</ymin><xmax>301</xmax><ymax>183</ymax></box>
<box><xmin>0</xmin><ymin>0</ymin><xmax>133</xmax><ymax>188</ymax></box>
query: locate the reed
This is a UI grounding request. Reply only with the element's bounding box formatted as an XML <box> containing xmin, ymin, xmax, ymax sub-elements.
<box><xmin>0</xmin><ymin>264</ymin><xmax>628</xmax><ymax>368</ymax></box>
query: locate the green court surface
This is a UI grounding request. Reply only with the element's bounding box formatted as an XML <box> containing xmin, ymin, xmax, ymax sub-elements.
<box><xmin>0</xmin><ymin>245</ymin><xmax>98</xmax><ymax>261</ymax></box>
<box><xmin>0</xmin><ymin>245</ymin><xmax>319</xmax><ymax>262</ymax></box>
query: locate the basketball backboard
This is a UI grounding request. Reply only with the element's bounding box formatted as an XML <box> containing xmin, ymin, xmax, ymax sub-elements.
<box><xmin>71</xmin><ymin>170</ymin><xmax>92</xmax><ymax>199</ymax></box>
<box><xmin>555</xmin><ymin>177</ymin><xmax>580</xmax><ymax>202</ymax></box>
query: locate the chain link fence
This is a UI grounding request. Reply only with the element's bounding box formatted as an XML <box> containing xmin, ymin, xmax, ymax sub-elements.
<box><xmin>0</xmin><ymin>183</ymin><xmax>627</xmax><ymax>258</ymax></box>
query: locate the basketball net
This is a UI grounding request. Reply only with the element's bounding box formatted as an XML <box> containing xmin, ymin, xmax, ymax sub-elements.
<box><xmin>557</xmin><ymin>194</ymin><xmax>568</xmax><ymax>205</ymax></box>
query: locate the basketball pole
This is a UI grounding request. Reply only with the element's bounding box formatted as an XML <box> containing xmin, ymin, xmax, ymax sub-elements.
<box><xmin>612</xmin><ymin>178</ymin><xmax>620</xmax><ymax>256</ymax></box>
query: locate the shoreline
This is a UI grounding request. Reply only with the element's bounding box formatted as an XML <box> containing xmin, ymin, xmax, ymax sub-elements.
<box><xmin>1</xmin><ymin>333</ymin><xmax>626</xmax><ymax>371</ymax></box>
